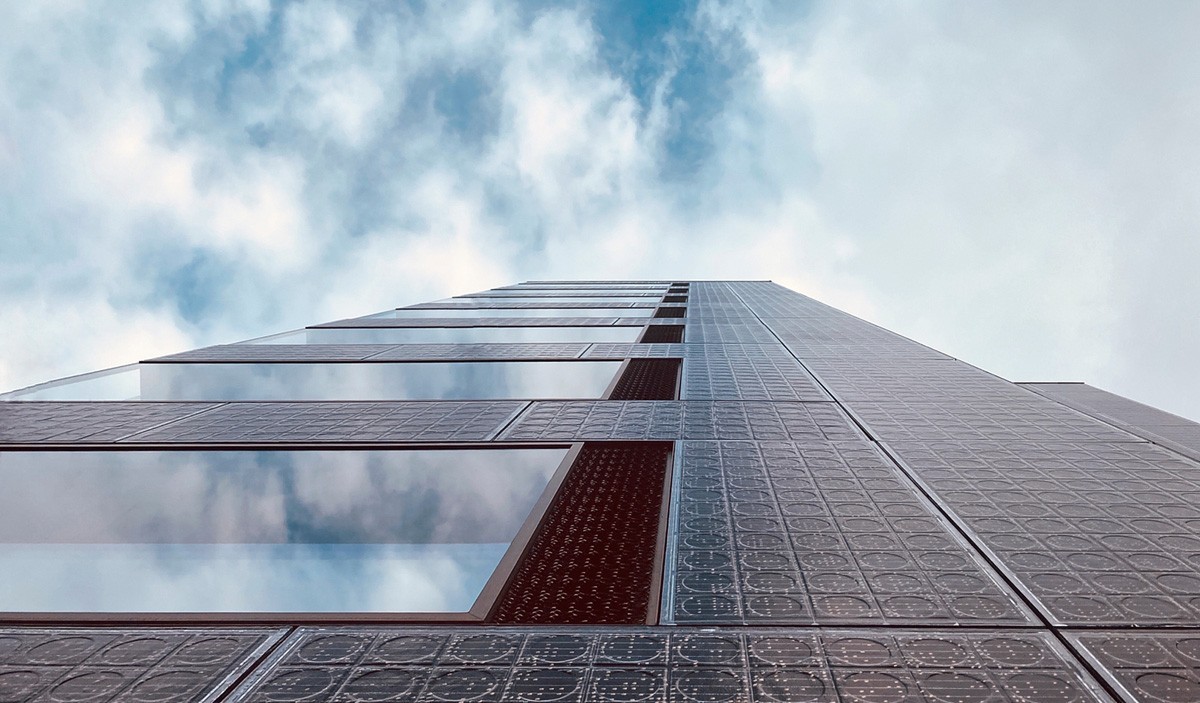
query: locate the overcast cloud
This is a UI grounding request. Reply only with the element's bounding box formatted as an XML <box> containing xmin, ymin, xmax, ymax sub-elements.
<box><xmin>1</xmin><ymin>0</ymin><xmax>1197</xmax><ymax>420</ymax></box>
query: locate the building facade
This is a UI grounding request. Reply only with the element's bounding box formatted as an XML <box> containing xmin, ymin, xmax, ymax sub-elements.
<box><xmin>1</xmin><ymin>280</ymin><xmax>1199</xmax><ymax>702</ymax></box>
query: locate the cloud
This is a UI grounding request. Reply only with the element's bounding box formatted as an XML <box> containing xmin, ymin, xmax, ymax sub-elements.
<box><xmin>0</xmin><ymin>0</ymin><xmax>1198</xmax><ymax>420</ymax></box>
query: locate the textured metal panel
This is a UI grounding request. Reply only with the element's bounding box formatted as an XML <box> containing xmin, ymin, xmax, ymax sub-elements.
<box><xmin>680</xmin><ymin>322</ymin><xmax>777</xmax><ymax>344</ymax></box>
<box><xmin>608</xmin><ymin>360</ymin><xmax>680</xmax><ymax>401</ymax></box>
<box><xmin>849</xmin><ymin>400</ymin><xmax>1141</xmax><ymax>443</ymax></box>
<box><xmin>121</xmin><ymin>401</ymin><xmax>526</xmax><ymax>443</ymax></box>
<box><xmin>1024</xmin><ymin>382</ymin><xmax>1200</xmax><ymax>462</ymax></box>
<box><xmin>0</xmin><ymin>627</ymin><xmax>285</xmax><ymax>703</ymax></box>
<box><xmin>804</xmin><ymin>359</ymin><xmax>1035</xmax><ymax>403</ymax></box>
<box><xmin>888</xmin><ymin>439</ymin><xmax>1200</xmax><ymax>626</ymax></box>
<box><xmin>500</xmin><ymin>402</ymin><xmax>861</xmax><ymax>441</ymax></box>
<box><xmin>584</xmin><ymin>343</ymin><xmax>686</xmax><ymax>359</ymax></box>
<box><xmin>0</xmin><ymin>402</ymin><xmax>221</xmax><ymax>444</ymax></box>
<box><xmin>682</xmin><ymin>349</ymin><xmax>831</xmax><ymax>402</ymax></box>
<box><xmin>492</xmin><ymin>443</ymin><xmax>672</xmax><ymax>624</ymax></box>
<box><xmin>226</xmin><ymin>626</ymin><xmax>1111</xmax><ymax>703</ymax></box>
<box><xmin>1067</xmin><ymin>631</ymin><xmax>1200</xmax><ymax>703</ymax></box>
<box><xmin>670</xmin><ymin>441</ymin><xmax>1033</xmax><ymax>626</ymax></box>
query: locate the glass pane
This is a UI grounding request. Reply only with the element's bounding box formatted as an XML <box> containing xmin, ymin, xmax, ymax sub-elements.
<box><xmin>0</xmin><ymin>365</ymin><xmax>139</xmax><ymax>401</ymax></box>
<box><xmin>387</xmin><ymin>308</ymin><xmax>655</xmax><ymax>318</ymax></box>
<box><xmin>136</xmin><ymin>361</ymin><xmax>621</xmax><ymax>401</ymax></box>
<box><xmin>444</xmin><ymin>296</ymin><xmax>661</xmax><ymax>304</ymax></box>
<box><xmin>243</xmin><ymin>329</ymin><xmax>308</xmax><ymax>344</ymax></box>
<box><xmin>303</xmin><ymin>326</ymin><xmax>643</xmax><ymax>344</ymax></box>
<box><xmin>501</xmin><ymin>286</ymin><xmax>668</xmax><ymax>292</ymax></box>
<box><xmin>0</xmin><ymin>448</ymin><xmax>568</xmax><ymax>613</ymax></box>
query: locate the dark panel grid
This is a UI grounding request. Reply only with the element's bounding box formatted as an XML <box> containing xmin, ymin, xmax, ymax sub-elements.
<box><xmin>500</xmin><ymin>402</ymin><xmax>862</xmax><ymax>442</ymax></box>
<box><xmin>889</xmin><ymin>439</ymin><xmax>1200</xmax><ymax>626</ymax></box>
<box><xmin>639</xmin><ymin>325</ymin><xmax>685</xmax><ymax>343</ymax></box>
<box><xmin>783</xmin><ymin>342</ymin><xmax>951</xmax><ymax>361</ymax></box>
<box><xmin>670</xmin><ymin>441</ymin><xmax>1033</xmax><ymax>626</ymax></box>
<box><xmin>608</xmin><ymin>360</ymin><xmax>681</xmax><ymax>401</ymax></box>
<box><xmin>0</xmin><ymin>627</ymin><xmax>285</xmax><ymax>703</ymax></box>
<box><xmin>1067</xmin><ymin>631</ymin><xmax>1200</xmax><ymax>703</ymax></box>
<box><xmin>0</xmin><ymin>402</ymin><xmax>221</xmax><ymax>444</ymax></box>
<box><xmin>120</xmin><ymin>401</ymin><xmax>526</xmax><ymax>443</ymax></box>
<box><xmin>227</xmin><ymin>626</ymin><xmax>1111</xmax><ymax>703</ymax></box>
<box><xmin>492</xmin><ymin>443</ymin><xmax>671</xmax><ymax>624</ymax></box>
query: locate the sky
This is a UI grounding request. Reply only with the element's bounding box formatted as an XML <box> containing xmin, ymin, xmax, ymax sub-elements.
<box><xmin>1</xmin><ymin>0</ymin><xmax>1198</xmax><ymax>421</ymax></box>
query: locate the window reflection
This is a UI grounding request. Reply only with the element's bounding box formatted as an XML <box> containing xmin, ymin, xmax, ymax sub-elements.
<box><xmin>385</xmin><ymin>308</ymin><xmax>655</xmax><ymax>318</ymax></box>
<box><xmin>443</xmin><ymin>296</ymin><xmax>661</xmax><ymax>304</ymax></box>
<box><xmin>0</xmin><ymin>448</ymin><xmax>568</xmax><ymax>613</ymax></box>
<box><xmin>139</xmin><ymin>361</ymin><xmax>622</xmax><ymax>401</ymax></box>
<box><xmin>3</xmin><ymin>361</ymin><xmax>622</xmax><ymax>401</ymax></box>
<box><xmin>0</xmin><ymin>364</ymin><xmax>139</xmax><ymax>401</ymax></box>
<box><xmin>301</xmin><ymin>326</ymin><xmax>643</xmax><ymax>344</ymax></box>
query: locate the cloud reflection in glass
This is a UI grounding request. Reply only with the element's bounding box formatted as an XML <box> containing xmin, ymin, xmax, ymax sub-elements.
<box><xmin>138</xmin><ymin>361</ymin><xmax>621</xmax><ymax>401</ymax></box>
<box><xmin>0</xmin><ymin>448</ymin><xmax>568</xmax><ymax>613</ymax></box>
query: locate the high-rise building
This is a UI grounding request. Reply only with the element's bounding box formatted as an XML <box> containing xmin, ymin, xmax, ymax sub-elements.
<box><xmin>1</xmin><ymin>280</ymin><xmax>1198</xmax><ymax>702</ymax></box>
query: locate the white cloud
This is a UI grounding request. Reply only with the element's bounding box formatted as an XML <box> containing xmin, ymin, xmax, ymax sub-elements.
<box><xmin>0</xmin><ymin>0</ymin><xmax>1198</xmax><ymax>421</ymax></box>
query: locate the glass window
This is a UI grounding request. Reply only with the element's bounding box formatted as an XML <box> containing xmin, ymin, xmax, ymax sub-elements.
<box><xmin>243</xmin><ymin>329</ymin><xmax>308</xmax><ymax>344</ymax></box>
<box><xmin>139</xmin><ymin>361</ymin><xmax>621</xmax><ymax>401</ymax></box>
<box><xmin>0</xmin><ymin>448</ymin><xmax>569</xmax><ymax>614</ymax></box>
<box><xmin>498</xmin><ymin>286</ymin><xmax>668</xmax><ymax>293</ymax></box>
<box><xmin>0</xmin><ymin>364</ymin><xmax>140</xmax><ymax>401</ymax></box>
<box><xmin>301</xmin><ymin>326</ymin><xmax>643</xmax><ymax>344</ymax></box>
<box><xmin>386</xmin><ymin>308</ymin><xmax>655</xmax><ymax>318</ymax></box>
<box><xmin>3</xmin><ymin>361</ymin><xmax>622</xmax><ymax>401</ymax></box>
<box><xmin>440</xmin><ymin>296</ymin><xmax>661</xmax><ymax>304</ymax></box>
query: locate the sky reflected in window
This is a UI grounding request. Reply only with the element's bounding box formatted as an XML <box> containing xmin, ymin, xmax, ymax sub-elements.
<box><xmin>138</xmin><ymin>361</ymin><xmax>620</xmax><ymax>401</ymax></box>
<box><xmin>299</xmin><ymin>326</ymin><xmax>643</xmax><ymax>344</ymax></box>
<box><xmin>3</xmin><ymin>361</ymin><xmax>622</xmax><ymax>401</ymax></box>
<box><xmin>385</xmin><ymin>307</ymin><xmax>655</xmax><ymax>318</ymax></box>
<box><xmin>440</xmin><ymin>296</ymin><xmax>660</xmax><ymax>304</ymax></box>
<box><xmin>0</xmin><ymin>448</ymin><xmax>568</xmax><ymax>613</ymax></box>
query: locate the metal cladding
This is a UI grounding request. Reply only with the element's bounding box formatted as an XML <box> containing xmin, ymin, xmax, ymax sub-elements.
<box><xmin>3</xmin><ymin>280</ymin><xmax>1200</xmax><ymax>702</ymax></box>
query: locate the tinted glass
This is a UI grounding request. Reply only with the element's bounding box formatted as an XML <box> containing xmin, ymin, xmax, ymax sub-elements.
<box><xmin>2</xmin><ymin>361</ymin><xmax>622</xmax><ymax>401</ymax></box>
<box><xmin>443</xmin><ymin>296</ymin><xmax>661</xmax><ymax>304</ymax></box>
<box><xmin>0</xmin><ymin>448</ymin><xmax>568</xmax><ymax>613</ymax></box>
<box><xmin>301</xmin><ymin>326</ymin><xmax>643</xmax><ymax>344</ymax></box>
<box><xmin>0</xmin><ymin>365</ymin><xmax>139</xmax><ymax>401</ymax></box>
<box><xmin>137</xmin><ymin>361</ymin><xmax>621</xmax><ymax>400</ymax></box>
<box><xmin>500</xmin><ymin>287</ymin><xmax>668</xmax><ymax>293</ymax></box>
<box><xmin>385</xmin><ymin>308</ymin><xmax>655</xmax><ymax>318</ymax></box>
<box><xmin>243</xmin><ymin>329</ymin><xmax>308</xmax><ymax>344</ymax></box>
